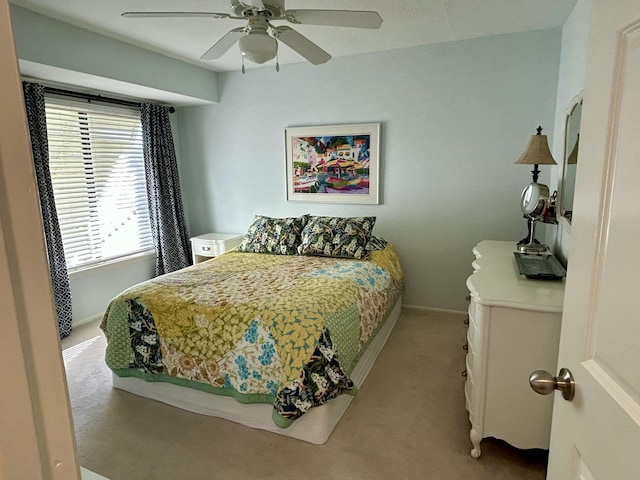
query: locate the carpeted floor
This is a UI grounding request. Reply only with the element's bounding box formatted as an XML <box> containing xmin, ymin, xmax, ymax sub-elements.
<box><xmin>62</xmin><ymin>310</ymin><xmax>547</xmax><ymax>480</ymax></box>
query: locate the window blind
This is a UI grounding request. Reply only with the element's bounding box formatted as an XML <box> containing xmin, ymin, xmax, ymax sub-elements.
<box><xmin>44</xmin><ymin>96</ymin><xmax>153</xmax><ymax>270</ymax></box>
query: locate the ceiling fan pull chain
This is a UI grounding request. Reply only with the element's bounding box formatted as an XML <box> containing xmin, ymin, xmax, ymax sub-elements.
<box><xmin>241</xmin><ymin>54</ymin><xmax>246</xmax><ymax>74</ymax></box>
<box><xmin>275</xmin><ymin>40</ymin><xmax>280</xmax><ymax>72</ymax></box>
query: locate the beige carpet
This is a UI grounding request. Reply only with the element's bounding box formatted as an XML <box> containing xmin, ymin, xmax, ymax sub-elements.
<box><xmin>62</xmin><ymin>310</ymin><xmax>547</xmax><ymax>480</ymax></box>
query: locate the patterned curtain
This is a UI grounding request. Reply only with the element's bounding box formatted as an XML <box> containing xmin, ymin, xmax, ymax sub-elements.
<box><xmin>141</xmin><ymin>103</ymin><xmax>191</xmax><ymax>275</ymax></box>
<box><xmin>22</xmin><ymin>82</ymin><xmax>73</xmax><ymax>338</ymax></box>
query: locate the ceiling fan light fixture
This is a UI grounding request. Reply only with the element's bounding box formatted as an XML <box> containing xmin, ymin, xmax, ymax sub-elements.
<box><xmin>239</xmin><ymin>32</ymin><xmax>277</xmax><ymax>64</ymax></box>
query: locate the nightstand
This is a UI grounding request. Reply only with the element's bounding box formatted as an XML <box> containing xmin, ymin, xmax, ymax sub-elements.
<box><xmin>190</xmin><ymin>233</ymin><xmax>243</xmax><ymax>264</ymax></box>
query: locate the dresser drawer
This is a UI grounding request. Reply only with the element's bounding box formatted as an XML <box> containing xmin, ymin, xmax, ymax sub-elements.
<box><xmin>465</xmin><ymin>344</ymin><xmax>477</xmax><ymax>374</ymax></box>
<box><xmin>466</xmin><ymin>311</ymin><xmax>482</xmax><ymax>355</ymax></box>
<box><xmin>465</xmin><ymin>354</ymin><xmax>475</xmax><ymax>384</ymax></box>
<box><xmin>465</xmin><ymin>378</ymin><xmax>475</xmax><ymax>419</ymax></box>
<box><xmin>466</xmin><ymin>320</ymin><xmax>476</xmax><ymax>349</ymax></box>
<box><xmin>468</xmin><ymin>298</ymin><xmax>477</xmax><ymax>324</ymax></box>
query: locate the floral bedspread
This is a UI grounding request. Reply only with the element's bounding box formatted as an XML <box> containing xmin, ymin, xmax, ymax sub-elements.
<box><xmin>100</xmin><ymin>244</ymin><xmax>404</xmax><ymax>427</ymax></box>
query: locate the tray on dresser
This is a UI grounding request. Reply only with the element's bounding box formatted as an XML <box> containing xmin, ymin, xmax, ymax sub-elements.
<box><xmin>513</xmin><ymin>252</ymin><xmax>567</xmax><ymax>280</ymax></box>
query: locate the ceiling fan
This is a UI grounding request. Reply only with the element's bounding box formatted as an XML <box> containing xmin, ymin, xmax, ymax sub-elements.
<box><xmin>122</xmin><ymin>0</ymin><xmax>383</xmax><ymax>71</ymax></box>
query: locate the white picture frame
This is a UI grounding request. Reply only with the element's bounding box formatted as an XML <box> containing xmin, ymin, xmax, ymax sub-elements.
<box><xmin>285</xmin><ymin>123</ymin><xmax>380</xmax><ymax>204</ymax></box>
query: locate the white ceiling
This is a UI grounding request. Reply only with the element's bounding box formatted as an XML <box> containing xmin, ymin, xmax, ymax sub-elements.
<box><xmin>10</xmin><ymin>0</ymin><xmax>578</xmax><ymax>73</ymax></box>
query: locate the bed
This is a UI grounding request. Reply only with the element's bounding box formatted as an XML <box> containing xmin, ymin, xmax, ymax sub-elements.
<box><xmin>100</xmin><ymin>215</ymin><xmax>404</xmax><ymax>444</ymax></box>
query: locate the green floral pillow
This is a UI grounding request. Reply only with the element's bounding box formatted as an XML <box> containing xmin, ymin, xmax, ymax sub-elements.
<box><xmin>238</xmin><ymin>215</ymin><xmax>308</xmax><ymax>255</ymax></box>
<box><xmin>297</xmin><ymin>216</ymin><xmax>376</xmax><ymax>259</ymax></box>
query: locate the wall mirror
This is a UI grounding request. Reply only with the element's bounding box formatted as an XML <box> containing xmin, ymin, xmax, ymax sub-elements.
<box><xmin>560</xmin><ymin>94</ymin><xmax>582</xmax><ymax>224</ymax></box>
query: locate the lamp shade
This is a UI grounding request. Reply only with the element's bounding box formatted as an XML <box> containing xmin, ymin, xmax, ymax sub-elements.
<box><xmin>239</xmin><ymin>32</ymin><xmax>277</xmax><ymax>64</ymax></box>
<box><xmin>515</xmin><ymin>127</ymin><xmax>557</xmax><ymax>166</ymax></box>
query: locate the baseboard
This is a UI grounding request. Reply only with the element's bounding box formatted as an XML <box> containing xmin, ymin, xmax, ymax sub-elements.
<box><xmin>73</xmin><ymin>313</ymin><xmax>103</xmax><ymax>328</ymax></box>
<box><xmin>401</xmin><ymin>304</ymin><xmax>467</xmax><ymax>318</ymax></box>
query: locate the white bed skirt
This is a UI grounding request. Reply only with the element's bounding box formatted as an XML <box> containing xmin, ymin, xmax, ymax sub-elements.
<box><xmin>112</xmin><ymin>297</ymin><xmax>402</xmax><ymax>444</ymax></box>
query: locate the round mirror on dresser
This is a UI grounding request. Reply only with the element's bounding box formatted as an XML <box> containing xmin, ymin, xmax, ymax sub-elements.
<box><xmin>517</xmin><ymin>182</ymin><xmax>550</xmax><ymax>253</ymax></box>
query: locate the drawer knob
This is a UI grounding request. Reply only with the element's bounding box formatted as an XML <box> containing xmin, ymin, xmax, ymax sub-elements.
<box><xmin>529</xmin><ymin>368</ymin><xmax>575</xmax><ymax>401</ymax></box>
<box><xmin>202</xmin><ymin>246</ymin><xmax>211</xmax><ymax>251</ymax></box>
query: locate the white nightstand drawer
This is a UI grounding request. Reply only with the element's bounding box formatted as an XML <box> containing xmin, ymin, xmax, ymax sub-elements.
<box><xmin>190</xmin><ymin>233</ymin><xmax>242</xmax><ymax>264</ymax></box>
<box><xmin>193</xmin><ymin>241</ymin><xmax>227</xmax><ymax>257</ymax></box>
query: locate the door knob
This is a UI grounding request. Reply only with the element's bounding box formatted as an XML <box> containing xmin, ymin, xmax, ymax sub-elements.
<box><xmin>529</xmin><ymin>368</ymin><xmax>575</xmax><ymax>401</ymax></box>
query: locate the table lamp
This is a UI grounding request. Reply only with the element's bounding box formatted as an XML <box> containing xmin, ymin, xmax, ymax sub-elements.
<box><xmin>515</xmin><ymin>126</ymin><xmax>557</xmax><ymax>251</ymax></box>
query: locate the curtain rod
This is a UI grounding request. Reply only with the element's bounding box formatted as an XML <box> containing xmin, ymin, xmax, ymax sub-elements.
<box><xmin>43</xmin><ymin>86</ymin><xmax>176</xmax><ymax>113</ymax></box>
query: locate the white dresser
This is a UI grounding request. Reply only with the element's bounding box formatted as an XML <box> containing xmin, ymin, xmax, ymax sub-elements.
<box><xmin>190</xmin><ymin>233</ymin><xmax>243</xmax><ymax>264</ymax></box>
<box><xmin>465</xmin><ymin>240</ymin><xmax>565</xmax><ymax>459</ymax></box>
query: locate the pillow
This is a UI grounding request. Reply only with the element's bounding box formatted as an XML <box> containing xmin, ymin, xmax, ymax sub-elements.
<box><xmin>237</xmin><ymin>215</ymin><xmax>308</xmax><ymax>255</ymax></box>
<box><xmin>366</xmin><ymin>235</ymin><xmax>388</xmax><ymax>251</ymax></box>
<box><xmin>297</xmin><ymin>216</ymin><xmax>376</xmax><ymax>259</ymax></box>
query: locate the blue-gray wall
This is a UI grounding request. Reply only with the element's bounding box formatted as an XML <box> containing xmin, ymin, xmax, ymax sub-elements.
<box><xmin>10</xmin><ymin>4</ymin><xmax>592</xmax><ymax>323</ymax></box>
<box><xmin>549</xmin><ymin>0</ymin><xmax>591</xmax><ymax>263</ymax></box>
<box><xmin>11</xmin><ymin>5</ymin><xmax>219</xmax><ymax>104</ymax></box>
<box><xmin>177</xmin><ymin>29</ymin><xmax>561</xmax><ymax>311</ymax></box>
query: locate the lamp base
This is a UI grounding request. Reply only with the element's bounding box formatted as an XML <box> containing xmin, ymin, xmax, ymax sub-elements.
<box><xmin>516</xmin><ymin>242</ymin><xmax>549</xmax><ymax>254</ymax></box>
<box><xmin>517</xmin><ymin>216</ymin><xmax>549</xmax><ymax>253</ymax></box>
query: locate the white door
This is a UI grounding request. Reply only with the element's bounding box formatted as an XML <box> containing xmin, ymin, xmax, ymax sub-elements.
<box><xmin>0</xmin><ymin>0</ymin><xmax>79</xmax><ymax>477</ymax></box>
<box><xmin>545</xmin><ymin>0</ymin><xmax>640</xmax><ymax>478</ymax></box>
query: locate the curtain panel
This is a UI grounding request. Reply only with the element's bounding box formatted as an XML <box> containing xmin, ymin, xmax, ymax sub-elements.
<box><xmin>141</xmin><ymin>103</ymin><xmax>191</xmax><ymax>275</ymax></box>
<box><xmin>22</xmin><ymin>82</ymin><xmax>73</xmax><ymax>338</ymax></box>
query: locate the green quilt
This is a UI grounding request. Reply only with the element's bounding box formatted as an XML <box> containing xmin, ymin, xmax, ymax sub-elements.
<box><xmin>100</xmin><ymin>244</ymin><xmax>404</xmax><ymax>427</ymax></box>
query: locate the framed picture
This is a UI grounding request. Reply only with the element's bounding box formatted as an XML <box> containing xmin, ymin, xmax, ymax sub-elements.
<box><xmin>285</xmin><ymin>123</ymin><xmax>380</xmax><ymax>204</ymax></box>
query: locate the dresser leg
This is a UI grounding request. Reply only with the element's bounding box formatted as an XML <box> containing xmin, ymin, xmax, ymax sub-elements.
<box><xmin>470</xmin><ymin>428</ymin><xmax>482</xmax><ymax>459</ymax></box>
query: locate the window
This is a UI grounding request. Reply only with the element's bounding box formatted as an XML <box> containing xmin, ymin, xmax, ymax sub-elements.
<box><xmin>44</xmin><ymin>96</ymin><xmax>153</xmax><ymax>270</ymax></box>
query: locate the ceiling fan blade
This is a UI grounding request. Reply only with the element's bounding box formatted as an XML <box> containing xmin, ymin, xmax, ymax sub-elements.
<box><xmin>122</xmin><ymin>11</ymin><xmax>234</xmax><ymax>19</ymax></box>
<box><xmin>284</xmin><ymin>10</ymin><xmax>383</xmax><ymax>29</ymax></box>
<box><xmin>201</xmin><ymin>28</ymin><xmax>246</xmax><ymax>60</ymax></box>
<box><xmin>275</xmin><ymin>26</ymin><xmax>331</xmax><ymax>65</ymax></box>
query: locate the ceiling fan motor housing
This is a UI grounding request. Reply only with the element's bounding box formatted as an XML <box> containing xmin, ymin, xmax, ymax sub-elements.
<box><xmin>231</xmin><ymin>0</ymin><xmax>284</xmax><ymax>18</ymax></box>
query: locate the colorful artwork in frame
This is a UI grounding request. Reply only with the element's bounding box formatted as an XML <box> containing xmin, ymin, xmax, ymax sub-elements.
<box><xmin>285</xmin><ymin>123</ymin><xmax>380</xmax><ymax>204</ymax></box>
